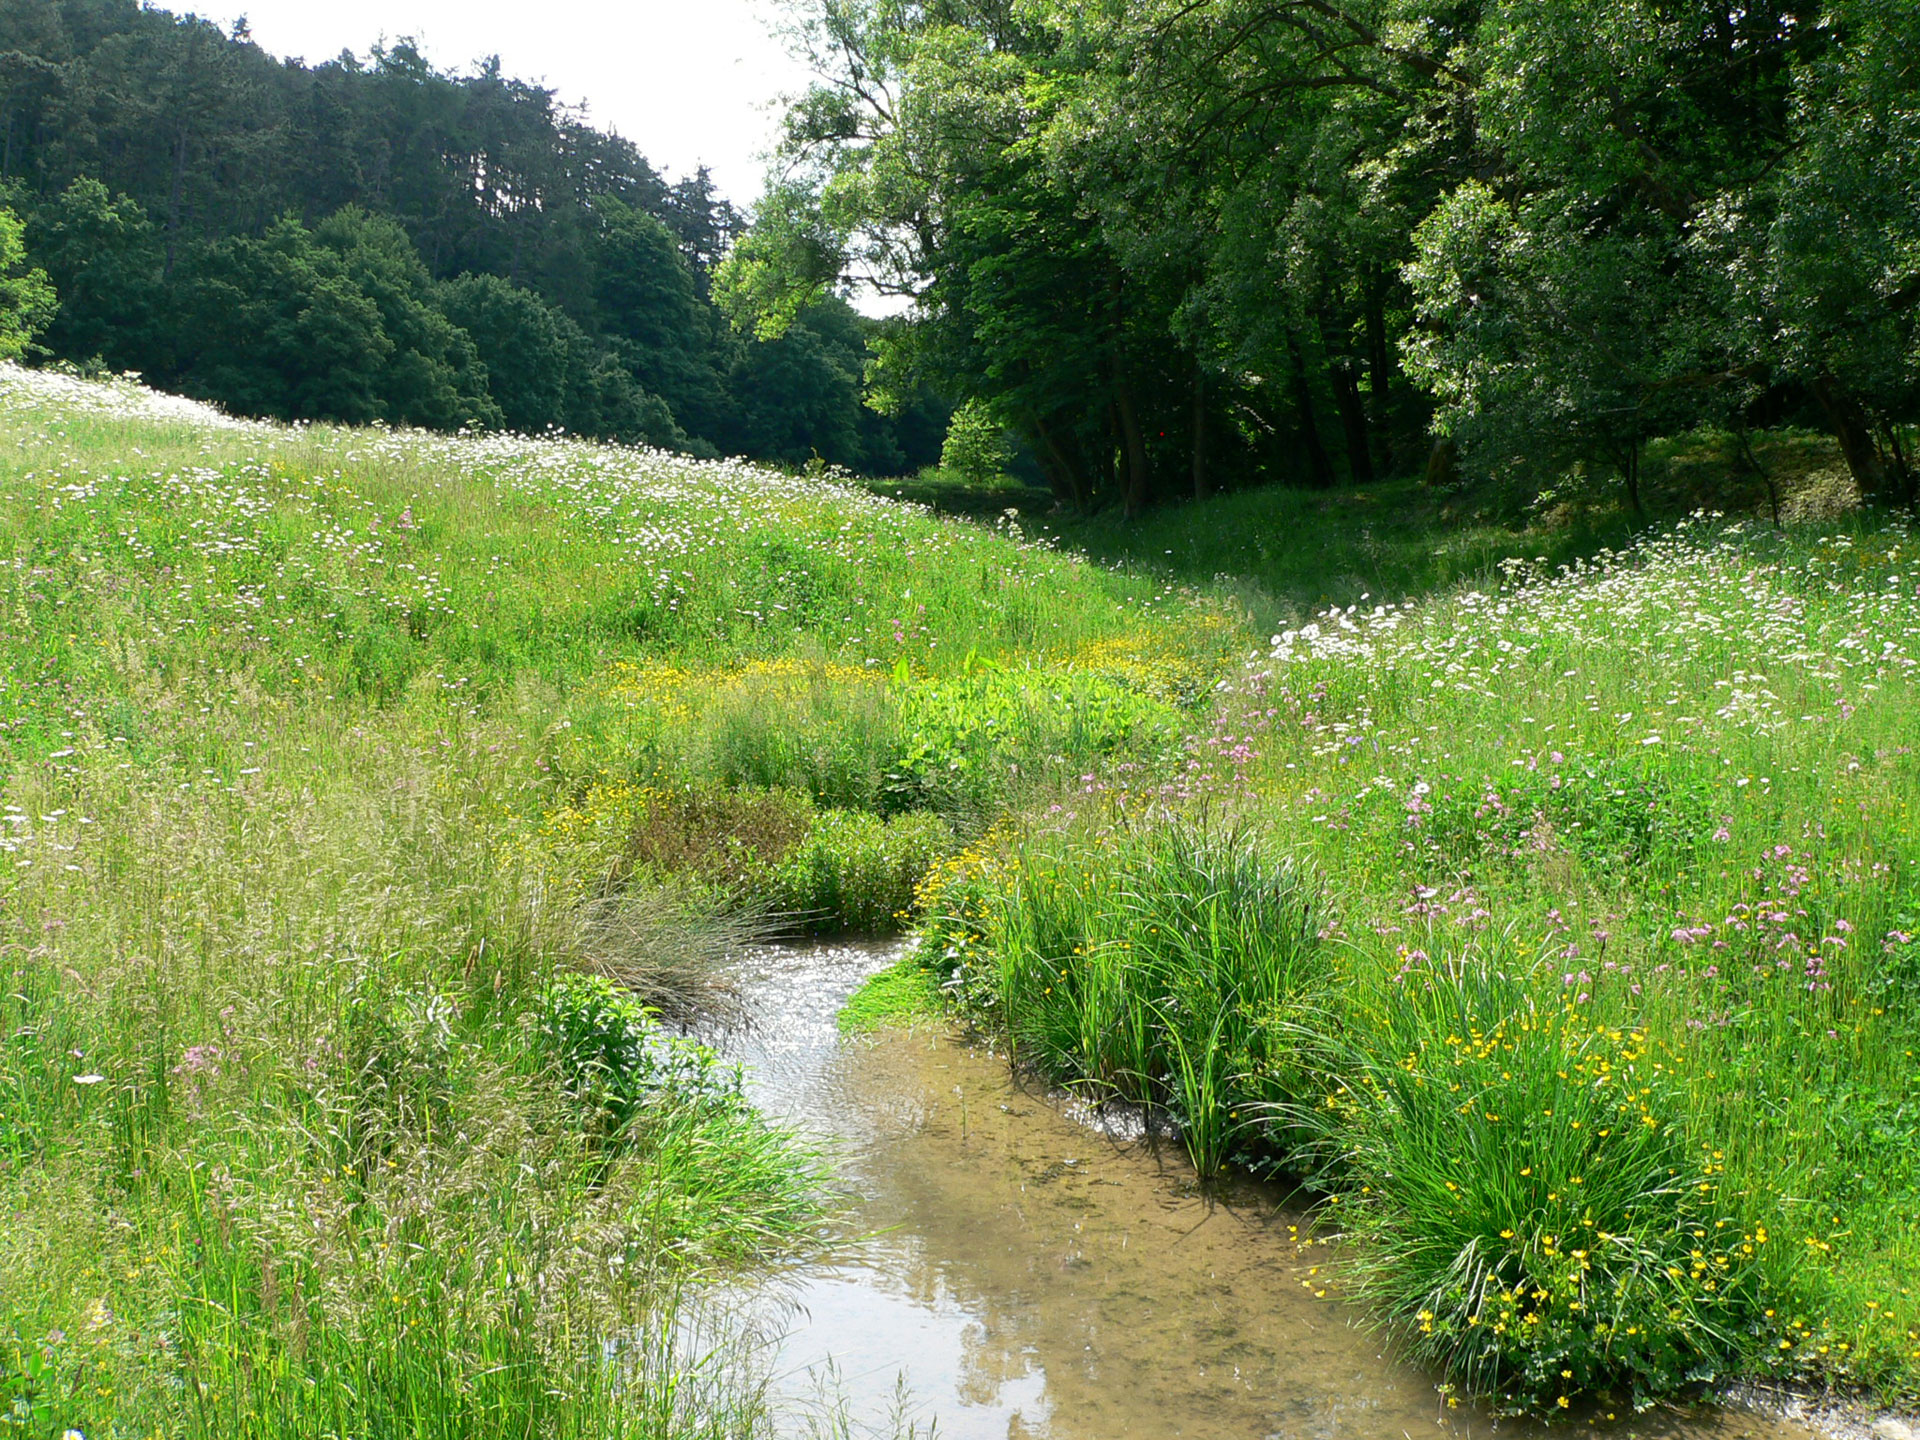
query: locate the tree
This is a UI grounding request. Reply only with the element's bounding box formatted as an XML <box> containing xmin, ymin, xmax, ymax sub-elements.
<box><xmin>0</xmin><ymin>204</ymin><xmax>54</xmax><ymax>359</ymax></box>
<box><xmin>437</xmin><ymin>272</ymin><xmax>569</xmax><ymax>432</ymax></box>
<box><xmin>173</xmin><ymin>210</ymin><xmax>499</xmax><ymax>429</ymax></box>
<box><xmin>939</xmin><ymin>398</ymin><xmax>1013</xmax><ymax>482</ymax></box>
<box><xmin>0</xmin><ymin>3</ymin><xmax>933</xmax><ymax>472</ymax></box>
<box><xmin>20</xmin><ymin>178</ymin><xmax>153</xmax><ymax>368</ymax></box>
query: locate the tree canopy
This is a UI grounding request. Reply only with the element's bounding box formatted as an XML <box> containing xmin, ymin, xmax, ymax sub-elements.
<box><xmin>0</xmin><ymin>0</ymin><xmax>946</xmax><ymax>472</ymax></box>
<box><xmin>722</xmin><ymin>0</ymin><xmax>1920</xmax><ymax>509</ymax></box>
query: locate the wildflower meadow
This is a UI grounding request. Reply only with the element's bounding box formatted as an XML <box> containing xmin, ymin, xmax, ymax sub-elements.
<box><xmin>919</xmin><ymin>516</ymin><xmax>1920</xmax><ymax>1411</ymax></box>
<box><xmin>3</xmin><ymin>364</ymin><xmax>1917</xmax><ymax>1431</ymax></box>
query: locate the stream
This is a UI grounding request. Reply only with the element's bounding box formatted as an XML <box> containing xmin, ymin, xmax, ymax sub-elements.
<box><xmin>708</xmin><ymin>940</ymin><xmax>1825</xmax><ymax>1440</ymax></box>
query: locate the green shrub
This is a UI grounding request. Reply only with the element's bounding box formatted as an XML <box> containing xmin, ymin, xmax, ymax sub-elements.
<box><xmin>1311</xmin><ymin>955</ymin><xmax>1795</xmax><ymax>1412</ymax></box>
<box><xmin>620</xmin><ymin>783</ymin><xmax>816</xmax><ymax>893</ymax></box>
<box><xmin>937</xmin><ymin>399</ymin><xmax>1015</xmax><ymax>485</ymax></box>
<box><xmin>887</xmin><ymin>668</ymin><xmax>1184</xmax><ymax>817</ymax></box>
<box><xmin>539</xmin><ymin>972</ymin><xmax>744</xmax><ymax>1131</ymax></box>
<box><xmin>767</xmin><ymin>808</ymin><xmax>954</xmax><ymax>933</ymax></box>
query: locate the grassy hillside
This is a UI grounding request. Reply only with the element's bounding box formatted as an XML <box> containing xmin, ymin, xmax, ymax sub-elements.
<box><xmin>0</xmin><ymin>366</ymin><xmax>1223</xmax><ymax>1438</ymax></box>
<box><xmin>6</xmin><ymin>365</ymin><xmax>1916</xmax><ymax>1428</ymax></box>
<box><xmin>915</xmin><ymin>508</ymin><xmax>1920</xmax><ymax>1411</ymax></box>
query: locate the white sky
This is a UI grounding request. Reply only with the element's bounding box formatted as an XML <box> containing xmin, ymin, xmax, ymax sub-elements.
<box><xmin>207</xmin><ymin>0</ymin><xmax>813</xmax><ymax>208</ymax></box>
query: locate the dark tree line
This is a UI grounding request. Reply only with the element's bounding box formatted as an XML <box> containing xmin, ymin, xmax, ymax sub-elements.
<box><xmin>0</xmin><ymin>0</ymin><xmax>946</xmax><ymax>471</ymax></box>
<box><xmin>721</xmin><ymin>0</ymin><xmax>1920</xmax><ymax>513</ymax></box>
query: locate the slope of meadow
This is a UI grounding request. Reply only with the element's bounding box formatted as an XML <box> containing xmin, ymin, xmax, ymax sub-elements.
<box><xmin>0</xmin><ymin>366</ymin><xmax>1223</xmax><ymax>1438</ymax></box>
<box><xmin>7</xmin><ymin>363</ymin><xmax>1917</xmax><ymax>1429</ymax></box>
<box><xmin>919</xmin><ymin>516</ymin><xmax>1920</xmax><ymax>1412</ymax></box>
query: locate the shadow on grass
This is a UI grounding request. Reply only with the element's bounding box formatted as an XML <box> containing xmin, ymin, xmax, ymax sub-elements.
<box><xmin>862</xmin><ymin>429</ymin><xmax>1854</xmax><ymax>632</ymax></box>
<box><xmin>1045</xmin><ymin>478</ymin><xmax>1637</xmax><ymax>633</ymax></box>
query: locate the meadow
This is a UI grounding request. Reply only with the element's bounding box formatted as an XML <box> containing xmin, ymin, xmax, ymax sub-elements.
<box><xmin>3</xmin><ymin>364</ymin><xmax>1917</xmax><ymax>1431</ymax></box>
<box><xmin>917</xmin><ymin>512</ymin><xmax>1920</xmax><ymax>1413</ymax></box>
<box><xmin>0</xmin><ymin>366</ymin><xmax>1215</xmax><ymax>1438</ymax></box>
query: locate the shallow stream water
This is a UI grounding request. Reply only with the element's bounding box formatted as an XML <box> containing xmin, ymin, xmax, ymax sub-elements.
<box><xmin>711</xmin><ymin>941</ymin><xmax>1821</xmax><ymax>1440</ymax></box>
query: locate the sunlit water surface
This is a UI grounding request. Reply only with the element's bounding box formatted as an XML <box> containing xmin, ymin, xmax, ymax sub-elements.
<box><xmin>706</xmin><ymin>942</ymin><xmax>1816</xmax><ymax>1440</ymax></box>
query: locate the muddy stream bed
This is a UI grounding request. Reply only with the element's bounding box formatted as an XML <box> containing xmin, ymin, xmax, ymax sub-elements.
<box><xmin>705</xmin><ymin>941</ymin><xmax>1826</xmax><ymax>1440</ymax></box>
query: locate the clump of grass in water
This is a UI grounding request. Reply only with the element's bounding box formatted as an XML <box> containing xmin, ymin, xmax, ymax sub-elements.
<box><xmin>924</xmin><ymin>817</ymin><xmax>1325</xmax><ymax>1176</ymax></box>
<box><xmin>561</xmin><ymin>882</ymin><xmax>769</xmax><ymax>1026</ymax></box>
<box><xmin>1298</xmin><ymin>944</ymin><xmax>1799</xmax><ymax>1414</ymax></box>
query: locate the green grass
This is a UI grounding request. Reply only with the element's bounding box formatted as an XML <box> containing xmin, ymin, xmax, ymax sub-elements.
<box><xmin>918</xmin><ymin>818</ymin><xmax>1326</xmax><ymax>1178</ymax></box>
<box><xmin>1050</xmin><ymin>475</ymin><xmax>1628</xmax><ymax>631</ymax></box>
<box><xmin>927</xmin><ymin>428</ymin><xmax>1853</xmax><ymax>635</ymax></box>
<box><xmin>914</xmin><ymin>507</ymin><xmax>1920</xmax><ymax>1411</ymax></box>
<box><xmin>0</xmin><ymin>367</ymin><xmax>1207</xmax><ymax>1438</ymax></box>
<box><xmin>7</xmin><ymin>366</ymin><xmax>1916</xmax><ymax>1424</ymax></box>
<box><xmin>836</xmin><ymin>958</ymin><xmax>946</xmax><ymax>1035</ymax></box>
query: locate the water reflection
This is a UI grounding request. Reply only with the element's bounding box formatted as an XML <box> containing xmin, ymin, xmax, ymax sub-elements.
<box><xmin>714</xmin><ymin>944</ymin><xmax>1814</xmax><ymax>1440</ymax></box>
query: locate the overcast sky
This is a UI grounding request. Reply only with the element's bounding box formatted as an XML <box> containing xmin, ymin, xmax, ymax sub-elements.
<box><xmin>206</xmin><ymin>0</ymin><xmax>813</xmax><ymax>208</ymax></box>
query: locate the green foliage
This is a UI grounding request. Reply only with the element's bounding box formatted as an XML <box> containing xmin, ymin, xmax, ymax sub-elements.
<box><xmin>575</xmin><ymin>778</ymin><xmax>951</xmax><ymax>935</ymax></box>
<box><xmin>887</xmin><ymin>667</ymin><xmax>1186</xmax><ymax>816</ymax></box>
<box><xmin>922</xmin><ymin>819</ymin><xmax>1326</xmax><ymax>1176</ymax></box>
<box><xmin>540</xmin><ymin>973</ymin><xmax>746</xmax><ymax>1127</ymax></box>
<box><xmin>938</xmin><ymin>398</ymin><xmax>1014</xmax><ymax>484</ymax></box>
<box><xmin>0</xmin><ymin>10</ymin><xmax>945</xmax><ymax>474</ymax></box>
<box><xmin>0</xmin><ymin>209</ymin><xmax>54</xmax><ymax>363</ymax></box>
<box><xmin>434</xmin><ymin>272</ymin><xmax>573</xmax><ymax>434</ymax></box>
<box><xmin>23</xmin><ymin>179</ymin><xmax>156</xmax><ymax>371</ymax></box>
<box><xmin>713</xmin><ymin>185</ymin><xmax>844</xmax><ymax>342</ymax></box>
<box><xmin>173</xmin><ymin>209</ymin><xmax>500</xmax><ymax>429</ymax></box>
<box><xmin>767</xmin><ymin>809</ymin><xmax>953</xmax><ymax>933</ymax></box>
<box><xmin>746</xmin><ymin>0</ymin><xmax>1920</xmax><ymax>515</ymax></box>
<box><xmin>1313</xmin><ymin>955</ymin><xmax>1795</xmax><ymax>1412</ymax></box>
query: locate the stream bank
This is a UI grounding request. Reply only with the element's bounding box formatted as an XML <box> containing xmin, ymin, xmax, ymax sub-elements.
<box><xmin>705</xmin><ymin>942</ymin><xmax>1833</xmax><ymax>1440</ymax></box>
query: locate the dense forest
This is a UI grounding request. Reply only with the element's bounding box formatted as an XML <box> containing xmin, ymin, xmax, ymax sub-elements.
<box><xmin>3</xmin><ymin>0</ymin><xmax>1917</xmax><ymax>510</ymax></box>
<box><xmin>0</xmin><ymin>0</ymin><xmax>946</xmax><ymax>472</ymax></box>
<box><xmin>721</xmin><ymin>0</ymin><xmax>1920</xmax><ymax>513</ymax></box>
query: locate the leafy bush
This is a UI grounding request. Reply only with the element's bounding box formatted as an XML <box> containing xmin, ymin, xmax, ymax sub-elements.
<box><xmin>1311</xmin><ymin>957</ymin><xmax>1793</xmax><ymax>1412</ymax></box>
<box><xmin>887</xmin><ymin>667</ymin><xmax>1185</xmax><ymax>817</ymax></box>
<box><xmin>937</xmin><ymin>398</ymin><xmax>1014</xmax><ymax>484</ymax></box>
<box><xmin>620</xmin><ymin>783</ymin><xmax>816</xmax><ymax>892</ymax></box>
<box><xmin>539</xmin><ymin>973</ymin><xmax>744</xmax><ymax>1131</ymax></box>
<box><xmin>767</xmin><ymin>808</ymin><xmax>953</xmax><ymax>933</ymax></box>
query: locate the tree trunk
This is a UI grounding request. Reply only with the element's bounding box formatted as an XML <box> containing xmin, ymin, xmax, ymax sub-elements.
<box><xmin>1191</xmin><ymin>367</ymin><xmax>1211</xmax><ymax>502</ymax></box>
<box><xmin>1331</xmin><ymin>360</ymin><xmax>1375</xmax><ymax>484</ymax></box>
<box><xmin>1625</xmin><ymin>438</ymin><xmax>1642</xmax><ymax>514</ymax></box>
<box><xmin>1734</xmin><ymin>425</ymin><xmax>1781</xmax><ymax>528</ymax></box>
<box><xmin>1878</xmin><ymin>421</ymin><xmax>1916</xmax><ymax>507</ymax></box>
<box><xmin>1032</xmin><ymin>414</ymin><xmax>1087</xmax><ymax>512</ymax></box>
<box><xmin>1364</xmin><ymin>265</ymin><xmax>1394</xmax><ymax>471</ymax></box>
<box><xmin>1286</xmin><ymin>331</ymin><xmax>1333</xmax><ymax>488</ymax></box>
<box><xmin>1423</xmin><ymin>438</ymin><xmax>1457</xmax><ymax>487</ymax></box>
<box><xmin>1115</xmin><ymin>386</ymin><xmax>1151</xmax><ymax>518</ymax></box>
<box><xmin>165</xmin><ymin>124</ymin><xmax>190</xmax><ymax>278</ymax></box>
<box><xmin>1101</xmin><ymin>408</ymin><xmax>1120</xmax><ymax>505</ymax></box>
<box><xmin>1812</xmin><ymin>375</ymin><xmax>1891</xmax><ymax>502</ymax></box>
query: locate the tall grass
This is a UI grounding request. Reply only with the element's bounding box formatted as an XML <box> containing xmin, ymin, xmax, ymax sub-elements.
<box><xmin>0</xmin><ymin>367</ymin><xmax>1212</xmax><ymax>1437</ymax></box>
<box><xmin>11</xmin><ymin>367</ymin><xmax>1920</xmax><ymax>1421</ymax></box>
<box><xmin>1305</xmin><ymin>944</ymin><xmax>1795</xmax><ymax>1412</ymax></box>
<box><xmin>917</xmin><ymin>512</ymin><xmax>1920</xmax><ymax>1411</ymax></box>
<box><xmin>922</xmin><ymin>818</ymin><xmax>1324</xmax><ymax>1176</ymax></box>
